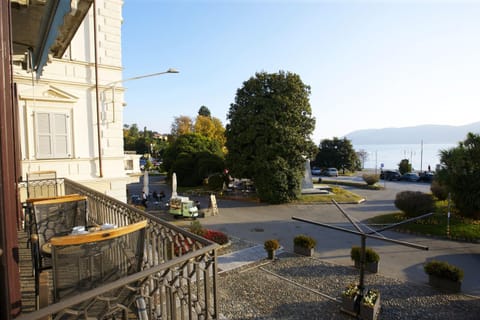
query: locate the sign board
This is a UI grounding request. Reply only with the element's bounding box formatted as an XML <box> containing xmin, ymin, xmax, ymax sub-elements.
<box><xmin>380</xmin><ymin>163</ymin><xmax>384</xmax><ymax>168</ymax></box>
<box><xmin>209</xmin><ymin>194</ymin><xmax>219</xmax><ymax>216</ymax></box>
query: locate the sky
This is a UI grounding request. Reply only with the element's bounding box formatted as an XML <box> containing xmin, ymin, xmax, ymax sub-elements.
<box><xmin>121</xmin><ymin>0</ymin><xmax>480</xmax><ymax>144</ymax></box>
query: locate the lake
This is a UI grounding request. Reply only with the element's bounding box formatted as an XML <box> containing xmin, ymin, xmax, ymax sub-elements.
<box><xmin>354</xmin><ymin>143</ymin><xmax>456</xmax><ymax>171</ymax></box>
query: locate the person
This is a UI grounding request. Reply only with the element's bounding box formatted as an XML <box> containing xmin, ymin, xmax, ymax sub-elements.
<box><xmin>141</xmin><ymin>191</ymin><xmax>148</xmax><ymax>208</ymax></box>
<box><xmin>159</xmin><ymin>190</ymin><xmax>165</xmax><ymax>200</ymax></box>
<box><xmin>152</xmin><ymin>190</ymin><xmax>159</xmax><ymax>202</ymax></box>
<box><xmin>428</xmin><ymin>165</ymin><xmax>431</xmax><ymax>172</ymax></box>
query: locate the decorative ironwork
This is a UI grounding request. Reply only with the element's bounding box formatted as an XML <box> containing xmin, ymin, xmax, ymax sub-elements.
<box><xmin>19</xmin><ymin>178</ymin><xmax>219</xmax><ymax>320</ymax></box>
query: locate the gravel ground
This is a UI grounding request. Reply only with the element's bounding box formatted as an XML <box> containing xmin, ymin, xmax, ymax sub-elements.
<box><xmin>217</xmin><ymin>252</ymin><xmax>480</xmax><ymax>320</ymax></box>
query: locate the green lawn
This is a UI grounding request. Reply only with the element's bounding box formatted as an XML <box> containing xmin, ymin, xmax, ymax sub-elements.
<box><xmin>368</xmin><ymin>210</ymin><xmax>480</xmax><ymax>242</ymax></box>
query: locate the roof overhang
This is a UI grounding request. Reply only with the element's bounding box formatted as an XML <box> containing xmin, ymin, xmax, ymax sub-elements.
<box><xmin>11</xmin><ymin>0</ymin><xmax>93</xmax><ymax>74</ymax></box>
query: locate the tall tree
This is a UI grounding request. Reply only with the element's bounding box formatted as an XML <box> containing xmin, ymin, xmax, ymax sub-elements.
<box><xmin>225</xmin><ymin>71</ymin><xmax>316</xmax><ymax>203</ymax></box>
<box><xmin>198</xmin><ymin>105</ymin><xmax>211</xmax><ymax>117</ymax></box>
<box><xmin>437</xmin><ymin>132</ymin><xmax>480</xmax><ymax>219</ymax></box>
<box><xmin>194</xmin><ymin>115</ymin><xmax>226</xmax><ymax>148</ymax></box>
<box><xmin>314</xmin><ymin>137</ymin><xmax>360</xmax><ymax>173</ymax></box>
<box><xmin>171</xmin><ymin>115</ymin><xmax>193</xmax><ymax>136</ymax></box>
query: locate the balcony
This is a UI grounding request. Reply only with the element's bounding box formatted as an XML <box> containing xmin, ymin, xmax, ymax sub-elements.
<box><xmin>17</xmin><ymin>178</ymin><xmax>219</xmax><ymax>320</ymax></box>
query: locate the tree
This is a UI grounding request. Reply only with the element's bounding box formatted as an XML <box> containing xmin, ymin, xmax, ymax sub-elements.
<box><xmin>225</xmin><ymin>71</ymin><xmax>316</xmax><ymax>203</ymax></box>
<box><xmin>398</xmin><ymin>159</ymin><xmax>412</xmax><ymax>174</ymax></box>
<box><xmin>198</xmin><ymin>105</ymin><xmax>211</xmax><ymax>117</ymax></box>
<box><xmin>357</xmin><ymin>149</ymin><xmax>368</xmax><ymax>169</ymax></box>
<box><xmin>437</xmin><ymin>133</ymin><xmax>480</xmax><ymax>219</ymax></box>
<box><xmin>194</xmin><ymin>115</ymin><xmax>226</xmax><ymax>148</ymax></box>
<box><xmin>163</xmin><ymin>133</ymin><xmax>224</xmax><ymax>186</ymax></box>
<box><xmin>314</xmin><ymin>137</ymin><xmax>360</xmax><ymax>173</ymax></box>
<box><xmin>171</xmin><ymin>115</ymin><xmax>193</xmax><ymax>136</ymax></box>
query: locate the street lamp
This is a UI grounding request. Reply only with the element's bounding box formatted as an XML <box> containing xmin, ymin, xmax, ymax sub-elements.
<box><xmin>95</xmin><ymin>68</ymin><xmax>179</xmax><ymax>177</ymax></box>
<box><xmin>103</xmin><ymin>68</ymin><xmax>180</xmax><ymax>123</ymax></box>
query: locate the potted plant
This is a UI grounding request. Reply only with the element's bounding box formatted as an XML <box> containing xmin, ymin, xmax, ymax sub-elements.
<box><xmin>424</xmin><ymin>260</ymin><xmax>464</xmax><ymax>292</ymax></box>
<box><xmin>350</xmin><ymin>246</ymin><xmax>380</xmax><ymax>273</ymax></box>
<box><xmin>340</xmin><ymin>283</ymin><xmax>360</xmax><ymax>315</ymax></box>
<box><xmin>360</xmin><ymin>288</ymin><xmax>381</xmax><ymax>320</ymax></box>
<box><xmin>264</xmin><ymin>239</ymin><xmax>280</xmax><ymax>260</ymax></box>
<box><xmin>293</xmin><ymin>234</ymin><xmax>316</xmax><ymax>256</ymax></box>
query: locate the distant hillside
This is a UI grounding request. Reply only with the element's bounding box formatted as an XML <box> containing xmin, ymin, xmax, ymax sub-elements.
<box><xmin>345</xmin><ymin>122</ymin><xmax>480</xmax><ymax>145</ymax></box>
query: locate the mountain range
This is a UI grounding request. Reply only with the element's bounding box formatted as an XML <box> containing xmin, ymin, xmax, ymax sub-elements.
<box><xmin>345</xmin><ymin>121</ymin><xmax>480</xmax><ymax>145</ymax></box>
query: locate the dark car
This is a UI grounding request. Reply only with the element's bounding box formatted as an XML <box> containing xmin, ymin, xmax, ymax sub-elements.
<box><xmin>419</xmin><ymin>172</ymin><xmax>435</xmax><ymax>183</ymax></box>
<box><xmin>380</xmin><ymin>170</ymin><xmax>401</xmax><ymax>181</ymax></box>
<box><xmin>400</xmin><ymin>172</ymin><xmax>420</xmax><ymax>182</ymax></box>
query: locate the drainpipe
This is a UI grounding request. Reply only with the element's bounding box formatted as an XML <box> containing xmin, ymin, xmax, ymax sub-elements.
<box><xmin>93</xmin><ymin>0</ymin><xmax>103</xmax><ymax>177</ymax></box>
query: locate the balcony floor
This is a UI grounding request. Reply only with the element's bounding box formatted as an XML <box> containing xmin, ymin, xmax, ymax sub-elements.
<box><xmin>18</xmin><ymin>227</ymin><xmax>37</xmax><ymax>313</ymax></box>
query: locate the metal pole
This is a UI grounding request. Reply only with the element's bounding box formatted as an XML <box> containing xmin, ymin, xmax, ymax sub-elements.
<box><xmin>93</xmin><ymin>0</ymin><xmax>103</xmax><ymax>177</ymax></box>
<box><xmin>447</xmin><ymin>193</ymin><xmax>451</xmax><ymax>238</ymax></box>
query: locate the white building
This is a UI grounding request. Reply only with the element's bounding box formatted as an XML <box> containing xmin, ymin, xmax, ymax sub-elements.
<box><xmin>13</xmin><ymin>0</ymin><xmax>135</xmax><ymax>201</ymax></box>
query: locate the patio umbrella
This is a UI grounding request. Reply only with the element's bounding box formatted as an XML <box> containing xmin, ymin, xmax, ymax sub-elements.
<box><xmin>143</xmin><ymin>171</ymin><xmax>149</xmax><ymax>195</ymax></box>
<box><xmin>171</xmin><ymin>172</ymin><xmax>177</xmax><ymax>198</ymax></box>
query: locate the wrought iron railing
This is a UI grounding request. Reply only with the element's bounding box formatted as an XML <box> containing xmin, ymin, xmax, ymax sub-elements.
<box><xmin>18</xmin><ymin>178</ymin><xmax>219</xmax><ymax>319</ymax></box>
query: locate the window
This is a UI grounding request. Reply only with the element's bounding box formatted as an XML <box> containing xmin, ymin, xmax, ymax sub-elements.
<box><xmin>35</xmin><ymin>112</ymin><xmax>71</xmax><ymax>159</ymax></box>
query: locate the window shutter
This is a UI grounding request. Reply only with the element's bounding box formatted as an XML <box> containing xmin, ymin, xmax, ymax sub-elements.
<box><xmin>35</xmin><ymin>112</ymin><xmax>70</xmax><ymax>158</ymax></box>
<box><xmin>36</xmin><ymin>112</ymin><xmax>53</xmax><ymax>158</ymax></box>
<box><xmin>53</xmin><ymin>113</ymin><xmax>68</xmax><ymax>157</ymax></box>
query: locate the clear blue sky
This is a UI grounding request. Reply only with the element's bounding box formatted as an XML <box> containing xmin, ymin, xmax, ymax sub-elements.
<box><xmin>121</xmin><ymin>0</ymin><xmax>480</xmax><ymax>143</ymax></box>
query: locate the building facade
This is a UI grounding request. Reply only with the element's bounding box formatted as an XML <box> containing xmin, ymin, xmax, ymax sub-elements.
<box><xmin>13</xmin><ymin>0</ymin><xmax>132</xmax><ymax>202</ymax></box>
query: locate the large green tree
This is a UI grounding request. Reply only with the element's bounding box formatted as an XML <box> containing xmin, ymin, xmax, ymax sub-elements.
<box><xmin>163</xmin><ymin>133</ymin><xmax>224</xmax><ymax>186</ymax></box>
<box><xmin>314</xmin><ymin>137</ymin><xmax>360</xmax><ymax>173</ymax></box>
<box><xmin>437</xmin><ymin>132</ymin><xmax>480</xmax><ymax>219</ymax></box>
<box><xmin>225</xmin><ymin>71</ymin><xmax>316</xmax><ymax>203</ymax></box>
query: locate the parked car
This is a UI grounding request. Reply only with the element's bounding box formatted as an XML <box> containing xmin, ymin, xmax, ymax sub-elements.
<box><xmin>400</xmin><ymin>172</ymin><xmax>420</xmax><ymax>182</ymax></box>
<box><xmin>419</xmin><ymin>171</ymin><xmax>435</xmax><ymax>183</ymax></box>
<box><xmin>322</xmin><ymin>168</ymin><xmax>339</xmax><ymax>177</ymax></box>
<box><xmin>311</xmin><ymin>167</ymin><xmax>322</xmax><ymax>176</ymax></box>
<box><xmin>380</xmin><ymin>170</ymin><xmax>401</xmax><ymax>181</ymax></box>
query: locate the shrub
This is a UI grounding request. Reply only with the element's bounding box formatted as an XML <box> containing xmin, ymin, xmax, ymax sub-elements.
<box><xmin>431</xmin><ymin>180</ymin><xmax>448</xmax><ymax>201</ymax></box>
<box><xmin>206</xmin><ymin>173</ymin><xmax>225</xmax><ymax>190</ymax></box>
<box><xmin>293</xmin><ymin>234</ymin><xmax>316</xmax><ymax>249</ymax></box>
<box><xmin>394</xmin><ymin>191</ymin><xmax>434</xmax><ymax>218</ymax></box>
<box><xmin>203</xmin><ymin>230</ymin><xmax>229</xmax><ymax>245</ymax></box>
<box><xmin>362</xmin><ymin>173</ymin><xmax>379</xmax><ymax>186</ymax></box>
<box><xmin>424</xmin><ymin>260</ymin><xmax>464</xmax><ymax>282</ymax></box>
<box><xmin>264</xmin><ymin>239</ymin><xmax>280</xmax><ymax>251</ymax></box>
<box><xmin>350</xmin><ymin>246</ymin><xmax>380</xmax><ymax>263</ymax></box>
<box><xmin>189</xmin><ymin>220</ymin><xmax>205</xmax><ymax>236</ymax></box>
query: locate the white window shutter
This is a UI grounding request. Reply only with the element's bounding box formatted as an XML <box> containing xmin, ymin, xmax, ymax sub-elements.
<box><xmin>35</xmin><ymin>112</ymin><xmax>70</xmax><ymax>159</ymax></box>
<box><xmin>36</xmin><ymin>112</ymin><xmax>53</xmax><ymax>158</ymax></box>
<box><xmin>53</xmin><ymin>113</ymin><xmax>69</xmax><ymax>157</ymax></box>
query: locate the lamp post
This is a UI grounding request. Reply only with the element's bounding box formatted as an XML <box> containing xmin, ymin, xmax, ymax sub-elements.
<box><xmin>95</xmin><ymin>68</ymin><xmax>179</xmax><ymax>177</ymax></box>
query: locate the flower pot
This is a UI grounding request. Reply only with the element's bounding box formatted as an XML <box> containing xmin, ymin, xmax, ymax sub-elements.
<box><xmin>354</xmin><ymin>260</ymin><xmax>379</xmax><ymax>273</ymax></box>
<box><xmin>428</xmin><ymin>274</ymin><xmax>462</xmax><ymax>293</ymax></box>
<box><xmin>340</xmin><ymin>294</ymin><xmax>359</xmax><ymax>316</ymax></box>
<box><xmin>294</xmin><ymin>244</ymin><xmax>314</xmax><ymax>257</ymax></box>
<box><xmin>360</xmin><ymin>292</ymin><xmax>381</xmax><ymax>320</ymax></box>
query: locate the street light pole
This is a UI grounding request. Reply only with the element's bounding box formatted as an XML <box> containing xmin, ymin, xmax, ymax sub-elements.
<box><xmin>96</xmin><ymin>68</ymin><xmax>179</xmax><ymax>177</ymax></box>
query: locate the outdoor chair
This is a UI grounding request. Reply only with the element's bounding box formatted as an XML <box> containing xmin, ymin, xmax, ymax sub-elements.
<box><xmin>49</xmin><ymin>220</ymin><xmax>147</xmax><ymax>318</ymax></box>
<box><xmin>26</xmin><ymin>170</ymin><xmax>58</xmax><ymax>199</ymax></box>
<box><xmin>30</xmin><ymin>195</ymin><xmax>88</xmax><ymax>307</ymax></box>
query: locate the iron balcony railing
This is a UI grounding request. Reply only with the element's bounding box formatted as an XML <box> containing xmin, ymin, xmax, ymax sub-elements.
<box><xmin>18</xmin><ymin>178</ymin><xmax>219</xmax><ymax>320</ymax></box>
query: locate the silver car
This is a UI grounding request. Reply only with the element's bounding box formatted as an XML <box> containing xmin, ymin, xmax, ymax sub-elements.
<box><xmin>323</xmin><ymin>168</ymin><xmax>338</xmax><ymax>177</ymax></box>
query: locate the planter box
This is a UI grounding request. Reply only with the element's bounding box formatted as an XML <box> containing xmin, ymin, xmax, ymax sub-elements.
<box><xmin>294</xmin><ymin>245</ymin><xmax>314</xmax><ymax>257</ymax></box>
<box><xmin>428</xmin><ymin>274</ymin><xmax>462</xmax><ymax>293</ymax></box>
<box><xmin>354</xmin><ymin>260</ymin><xmax>379</xmax><ymax>273</ymax></box>
<box><xmin>340</xmin><ymin>294</ymin><xmax>358</xmax><ymax>316</ymax></box>
<box><xmin>360</xmin><ymin>292</ymin><xmax>381</xmax><ymax>320</ymax></box>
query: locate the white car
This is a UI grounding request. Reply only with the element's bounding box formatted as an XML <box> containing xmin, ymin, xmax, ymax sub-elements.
<box><xmin>323</xmin><ymin>168</ymin><xmax>338</xmax><ymax>177</ymax></box>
